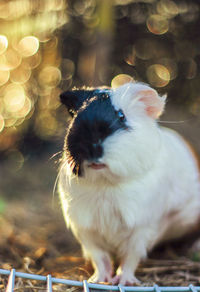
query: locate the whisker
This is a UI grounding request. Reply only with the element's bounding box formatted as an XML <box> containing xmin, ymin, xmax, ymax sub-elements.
<box><xmin>158</xmin><ymin>119</ymin><xmax>192</xmax><ymax>124</ymax></box>
<box><xmin>49</xmin><ymin>150</ymin><xmax>63</xmax><ymax>162</ymax></box>
<box><xmin>120</xmin><ymin>79</ymin><xmax>134</xmax><ymax>100</ymax></box>
<box><xmin>52</xmin><ymin>158</ymin><xmax>68</xmax><ymax>209</ymax></box>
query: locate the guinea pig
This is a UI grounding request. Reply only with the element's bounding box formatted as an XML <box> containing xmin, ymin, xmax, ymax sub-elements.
<box><xmin>58</xmin><ymin>82</ymin><xmax>200</xmax><ymax>285</ymax></box>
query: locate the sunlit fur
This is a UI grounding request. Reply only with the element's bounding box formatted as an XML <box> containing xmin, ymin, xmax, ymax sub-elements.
<box><xmin>58</xmin><ymin>82</ymin><xmax>200</xmax><ymax>285</ymax></box>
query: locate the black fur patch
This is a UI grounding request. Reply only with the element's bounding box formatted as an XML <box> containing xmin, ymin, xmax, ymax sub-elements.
<box><xmin>62</xmin><ymin>90</ymin><xmax>127</xmax><ymax>176</ymax></box>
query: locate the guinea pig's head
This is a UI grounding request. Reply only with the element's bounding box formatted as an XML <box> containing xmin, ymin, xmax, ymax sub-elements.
<box><xmin>60</xmin><ymin>83</ymin><xmax>166</xmax><ymax>182</ymax></box>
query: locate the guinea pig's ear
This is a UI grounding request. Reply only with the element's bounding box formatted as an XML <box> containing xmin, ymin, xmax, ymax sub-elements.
<box><xmin>60</xmin><ymin>90</ymin><xmax>96</xmax><ymax>116</ymax></box>
<box><xmin>137</xmin><ymin>88</ymin><xmax>166</xmax><ymax>119</ymax></box>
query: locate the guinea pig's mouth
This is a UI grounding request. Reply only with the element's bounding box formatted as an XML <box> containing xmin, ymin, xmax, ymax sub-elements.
<box><xmin>88</xmin><ymin>162</ymin><xmax>107</xmax><ymax>170</ymax></box>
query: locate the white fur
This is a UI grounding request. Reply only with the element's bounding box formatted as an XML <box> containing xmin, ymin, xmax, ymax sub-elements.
<box><xmin>58</xmin><ymin>82</ymin><xmax>200</xmax><ymax>285</ymax></box>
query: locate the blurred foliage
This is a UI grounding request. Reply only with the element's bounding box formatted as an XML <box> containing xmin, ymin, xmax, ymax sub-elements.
<box><xmin>0</xmin><ymin>0</ymin><xmax>200</xmax><ymax>159</ymax></box>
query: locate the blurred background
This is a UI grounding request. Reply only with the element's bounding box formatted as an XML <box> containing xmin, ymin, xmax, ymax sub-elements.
<box><xmin>0</xmin><ymin>0</ymin><xmax>200</xmax><ymax>288</ymax></box>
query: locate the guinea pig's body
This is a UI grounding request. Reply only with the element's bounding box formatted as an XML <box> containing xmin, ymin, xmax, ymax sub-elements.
<box><xmin>58</xmin><ymin>83</ymin><xmax>200</xmax><ymax>285</ymax></box>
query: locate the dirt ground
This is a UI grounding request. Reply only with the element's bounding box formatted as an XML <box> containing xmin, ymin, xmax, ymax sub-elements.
<box><xmin>0</xmin><ymin>107</ymin><xmax>200</xmax><ymax>290</ymax></box>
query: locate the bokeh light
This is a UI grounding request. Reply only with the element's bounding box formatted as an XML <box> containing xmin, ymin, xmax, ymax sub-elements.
<box><xmin>0</xmin><ymin>127</ymin><xmax>18</xmax><ymax>151</ymax></box>
<box><xmin>3</xmin><ymin>84</ymin><xmax>26</xmax><ymax>113</ymax></box>
<box><xmin>146</xmin><ymin>64</ymin><xmax>170</xmax><ymax>87</ymax></box>
<box><xmin>0</xmin><ymin>99</ymin><xmax>4</xmax><ymax>114</ymax></box>
<box><xmin>38</xmin><ymin>66</ymin><xmax>61</xmax><ymax>88</ymax></box>
<box><xmin>6</xmin><ymin>149</ymin><xmax>24</xmax><ymax>171</ymax></box>
<box><xmin>39</xmin><ymin>88</ymin><xmax>61</xmax><ymax>110</ymax></box>
<box><xmin>0</xmin><ymin>0</ymin><xmax>68</xmax><ymax>150</ymax></box>
<box><xmin>146</xmin><ymin>14</ymin><xmax>169</xmax><ymax>35</ymax></box>
<box><xmin>25</xmin><ymin>52</ymin><xmax>41</xmax><ymax>69</ymax></box>
<box><xmin>158</xmin><ymin>58</ymin><xmax>177</xmax><ymax>80</ymax></box>
<box><xmin>0</xmin><ymin>49</ymin><xmax>21</xmax><ymax>71</ymax></box>
<box><xmin>157</xmin><ymin>0</ymin><xmax>179</xmax><ymax>18</ymax></box>
<box><xmin>0</xmin><ymin>35</ymin><xmax>8</xmax><ymax>54</ymax></box>
<box><xmin>4</xmin><ymin>118</ymin><xmax>18</xmax><ymax>128</ymax></box>
<box><xmin>180</xmin><ymin>2</ymin><xmax>199</xmax><ymax>23</ymax></box>
<box><xmin>0</xmin><ymin>70</ymin><xmax>10</xmax><ymax>86</ymax></box>
<box><xmin>15</xmin><ymin>96</ymin><xmax>32</xmax><ymax>119</ymax></box>
<box><xmin>125</xmin><ymin>47</ymin><xmax>136</xmax><ymax>66</ymax></box>
<box><xmin>111</xmin><ymin>74</ymin><xmax>134</xmax><ymax>88</ymax></box>
<box><xmin>185</xmin><ymin>59</ymin><xmax>197</xmax><ymax>80</ymax></box>
<box><xmin>10</xmin><ymin>63</ymin><xmax>31</xmax><ymax>84</ymax></box>
<box><xmin>0</xmin><ymin>115</ymin><xmax>5</xmax><ymax>133</ymax></box>
<box><xmin>61</xmin><ymin>59</ymin><xmax>75</xmax><ymax>80</ymax></box>
<box><xmin>17</xmin><ymin>36</ymin><xmax>39</xmax><ymax>57</ymax></box>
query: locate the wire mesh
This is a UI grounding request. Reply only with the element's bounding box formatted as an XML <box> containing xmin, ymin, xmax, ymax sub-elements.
<box><xmin>1</xmin><ymin>268</ymin><xmax>200</xmax><ymax>292</ymax></box>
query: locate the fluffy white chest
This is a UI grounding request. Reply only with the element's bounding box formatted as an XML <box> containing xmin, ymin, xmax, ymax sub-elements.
<box><xmin>66</xmin><ymin>184</ymin><xmax>134</xmax><ymax>233</ymax></box>
<box><xmin>59</xmin><ymin>170</ymin><xmax>165</xmax><ymax>236</ymax></box>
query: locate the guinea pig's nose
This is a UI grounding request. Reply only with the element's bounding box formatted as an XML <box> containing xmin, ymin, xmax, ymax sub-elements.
<box><xmin>90</xmin><ymin>142</ymin><xmax>103</xmax><ymax>159</ymax></box>
<box><xmin>92</xmin><ymin>137</ymin><xmax>102</xmax><ymax>149</ymax></box>
<box><xmin>92</xmin><ymin>142</ymin><xmax>102</xmax><ymax>152</ymax></box>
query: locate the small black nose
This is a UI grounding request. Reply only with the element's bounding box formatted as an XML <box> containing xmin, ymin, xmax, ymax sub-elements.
<box><xmin>89</xmin><ymin>142</ymin><xmax>103</xmax><ymax>160</ymax></box>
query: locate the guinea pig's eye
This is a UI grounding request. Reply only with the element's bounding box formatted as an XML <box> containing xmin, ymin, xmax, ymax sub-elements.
<box><xmin>116</xmin><ymin>109</ymin><xmax>125</xmax><ymax>122</ymax></box>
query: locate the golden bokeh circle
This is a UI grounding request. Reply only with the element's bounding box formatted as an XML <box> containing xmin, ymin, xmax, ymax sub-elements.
<box><xmin>62</xmin><ymin>58</ymin><xmax>75</xmax><ymax>80</ymax></box>
<box><xmin>17</xmin><ymin>36</ymin><xmax>40</xmax><ymax>57</ymax></box>
<box><xmin>146</xmin><ymin>64</ymin><xmax>170</xmax><ymax>87</ymax></box>
<box><xmin>0</xmin><ymin>35</ymin><xmax>8</xmax><ymax>55</ymax></box>
<box><xmin>10</xmin><ymin>64</ymin><xmax>31</xmax><ymax>84</ymax></box>
<box><xmin>6</xmin><ymin>149</ymin><xmax>24</xmax><ymax>171</ymax></box>
<box><xmin>38</xmin><ymin>66</ymin><xmax>61</xmax><ymax>87</ymax></box>
<box><xmin>3</xmin><ymin>84</ymin><xmax>26</xmax><ymax>113</ymax></box>
<box><xmin>0</xmin><ymin>70</ymin><xmax>10</xmax><ymax>86</ymax></box>
<box><xmin>25</xmin><ymin>52</ymin><xmax>41</xmax><ymax>69</ymax></box>
<box><xmin>157</xmin><ymin>0</ymin><xmax>179</xmax><ymax>18</ymax></box>
<box><xmin>147</xmin><ymin>14</ymin><xmax>169</xmax><ymax>35</ymax></box>
<box><xmin>158</xmin><ymin>58</ymin><xmax>177</xmax><ymax>80</ymax></box>
<box><xmin>0</xmin><ymin>115</ymin><xmax>5</xmax><ymax>132</ymax></box>
<box><xmin>111</xmin><ymin>74</ymin><xmax>134</xmax><ymax>88</ymax></box>
<box><xmin>15</xmin><ymin>96</ymin><xmax>32</xmax><ymax>118</ymax></box>
<box><xmin>0</xmin><ymin>49</ymin><xmax>21</xmax><ymax>71</ymax></box>
<box><xmin>4</xmin><ymin>118</ymin><xmax>17</xmax><ymax>128</ymax></box>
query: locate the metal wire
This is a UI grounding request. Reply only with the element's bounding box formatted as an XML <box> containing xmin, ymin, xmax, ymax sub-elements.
<box><xmin>47</xmin><ymin>274</ymin><xmax>53</xmax><ymax>292</ymax></box>
<box><xmin>5</xmin><ymin>269</ymin><xmax>15</xmax><ymax>292</ymax></box>
<box><xmin>1</xmin><ymin>268</ymin><xmax>200</xmax><ymax>292</ymax></box>
<box><xmin>83</xmin><ymin>279</ymin><xmax>90</xmax><ymax>292</ymax></box>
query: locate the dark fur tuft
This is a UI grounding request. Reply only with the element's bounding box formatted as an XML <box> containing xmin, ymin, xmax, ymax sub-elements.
<box><xmin>60</xmin><ymin>89</ymin><xmax>111</xmax><ymax>116</ymax></box>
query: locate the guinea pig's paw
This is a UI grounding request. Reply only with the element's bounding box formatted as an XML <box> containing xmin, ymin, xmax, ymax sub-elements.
<box><xmin>88</xmin><ymin>272</ymin><xmax>112</xmax><ymax>284</ymax></box>
<box><xmin>112</xmin><ymin>273</ymin><xmax>141</xmax><ymax>286</ymax></box>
